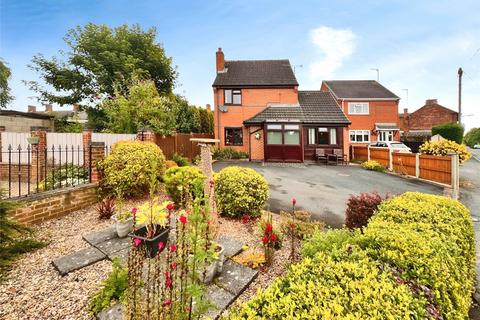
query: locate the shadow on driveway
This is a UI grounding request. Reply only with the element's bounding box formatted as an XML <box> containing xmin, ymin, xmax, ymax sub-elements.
<box><xmin>213</xmin><ymin>161</ymin><xmax>443</xmax><ymax>228</ymax></box>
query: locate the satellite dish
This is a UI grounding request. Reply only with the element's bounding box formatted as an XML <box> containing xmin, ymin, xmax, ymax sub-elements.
<box><xmin>219</xmin><ymin>105</ymin><xmax>229</xmax><ymax>113</ymax></box>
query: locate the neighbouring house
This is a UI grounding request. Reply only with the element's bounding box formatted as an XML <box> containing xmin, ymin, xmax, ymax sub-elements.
<box><xmin>320</xmin><ymin>80</ymin><xmax>400</xmax><ymax>146</ymax></box>
<box><xmin>400</xmin><ymin>99</ymin><xmax>459</xmax><ymax>141</ymax></box>
<box><xmin>212</xmin><ymin>48</ymin><xmax>350</xmax><ymax>162</ymax></box>
<box><xmin>0</xmin><ymin>109</ymin><xmax>54</xmax><ymax>132</ymax></box>
<box><xmin>29</xmin><ymin>104</ymin><xmax>88</xmax><ymax>128</ymax></box>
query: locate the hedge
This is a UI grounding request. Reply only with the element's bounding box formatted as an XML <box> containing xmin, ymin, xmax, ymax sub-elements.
<box><xmin>464</xmin><ymin>127</ymin><xmax>480</xmax><ymax>148</ymax></box>
<box><xmin>432</xmin><ymin>123</ymin><xmax>464</xmax><ymax>144</ymax></box>
<box><xmin>230</xmin><ymin>192</ymin><xmax>475</xmax><ymax>319</ymax></box>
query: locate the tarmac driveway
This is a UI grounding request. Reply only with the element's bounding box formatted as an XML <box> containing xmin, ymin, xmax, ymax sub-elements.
<box><xmin>212</xmin><ymin>161</ymin><xmax>443</xmax><ymax>227</ymax></box>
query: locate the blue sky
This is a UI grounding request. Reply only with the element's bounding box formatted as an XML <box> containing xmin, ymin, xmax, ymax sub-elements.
<box><xmin>1</xmin><ymin>0</ymin><xmax>479</xmax><ymax>130</ymax></box>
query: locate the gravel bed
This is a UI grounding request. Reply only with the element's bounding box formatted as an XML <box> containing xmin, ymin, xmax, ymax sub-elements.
<box><xmin>0</xmin><ymin>198</ymin><xmax>145</xmax><ymax>320</ymax></box>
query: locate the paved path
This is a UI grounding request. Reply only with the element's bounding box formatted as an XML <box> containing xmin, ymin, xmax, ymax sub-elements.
<box><xmin>213</xmin><ymin>161</ymin><xmax>443</xmax><ymax>227</ymax></box>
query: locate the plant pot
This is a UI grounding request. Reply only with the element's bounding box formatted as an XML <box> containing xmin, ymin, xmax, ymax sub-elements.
<box><xmin>216</xmin><ymin>244</ymin><xmax>226</xmax><ymax>273</ymax></box>
<box><xmin>112</xmin><ymin>216</ymin><xmax>134</xmax><ymax>238</ymax></box>
<box><xmin>201</xmin><ymin>244</ymin><xmax>225</xmax><ymax>284</ymax></box>
<box><xmin>129</xmin><ymin>226</ymin><xmax>170</xmax><ymax>259</ymax></box>
<box><xmin>27</xmin><ymin>136</ymin><xmax>39</xmax><ymax>145</ymax></box>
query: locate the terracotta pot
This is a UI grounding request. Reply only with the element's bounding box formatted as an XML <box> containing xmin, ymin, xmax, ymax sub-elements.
<box><xmin>129</xmin><ymin>226</ymin><xmax>170</xmax><ymax>259</ymax></box>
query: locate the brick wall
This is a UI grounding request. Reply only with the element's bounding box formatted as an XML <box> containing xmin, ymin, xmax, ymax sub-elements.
<box><xmin>0</xmin><ymin>163</ymin><xmax>31</xmax><ymax>181</ymax></box>
<box><xmin>0</xmin><ymin>115</ymin><xmax>53</xmax><ymax>132</ymax></box>
<box><xmin>10</xmin><ymin>183</ymin><xmax>98</xmax><ymax>225</ymax></box>
<box><xmin>402</xmin><ymin>103</ymin><xmax>458</xmax><ymax>132</ymax></box>
<box><xmin>249</xmin><ymin>126</ymin><xmax>264</xmax><ymax>161</ymax></box>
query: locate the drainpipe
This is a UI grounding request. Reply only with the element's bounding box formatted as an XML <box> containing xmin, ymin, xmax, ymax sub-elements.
<box><xmin>216</xmin><ymin>89</ymin><xmax>221</xmax><ymax>147</ymax></box>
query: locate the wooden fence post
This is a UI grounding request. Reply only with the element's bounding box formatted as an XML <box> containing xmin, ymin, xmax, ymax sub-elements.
<box><xmin>388</xmin><ymin>149</ymin><xmax>393</xmax><ymax>171</ymax></box>
<box><xmin>415</xmin><ymin>153</ymin><xmax>420</xmax><ymax>178</ymax></box>
<box><xmin>367</xmin><ymin>145</ymin><xmax>371</xmax><ymax>161</ymax></box>
<box><xmin>450</xmin><ymin>153</ymin><xmax>459</xmax><ymax>199</ymax></box>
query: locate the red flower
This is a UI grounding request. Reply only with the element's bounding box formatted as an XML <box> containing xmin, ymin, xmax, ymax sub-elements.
<box><xmin>179</xmin><ymin>215</ymin><xmax>187</xmax><ymax>225</ymax></box>
<box><xmin>262</xmin><ymin>235</ymin><xmax>268</xmax><ymax>244</ymax></box>
<box><xmin>270</xmin><ymin>233</ymin><xmax>278</xmax><ymax>242</ymax></box>
<box><xmin>158</xmin><ymin>241</ymin><xmax>165</xmax><ymax>250</ymax></box>
<box><xmin>163</xmin><ymin>299</ymin><xmax>172</xmax><ymax>307</ymax></box>
<box><xmin>165</xmin><ymin>277</ymin><xmax>172</xmax><ymax>288</ymax></box>
<box><xmin>242</xmin><ymin>214</ymin><xmax>250</xmax><ymax>224</ymax></box>
<box><xmin>131</xmin><ymin>207</ymin><xmax>137</xmax><ymax>216</ymax></box>
<box><xmin>170</xmin><ymin>262</ymin><xmax>177</xmax><ymax>270</ymax></box>
<box><xmin>265</xmin><ymin>223</ymin><xmax>273</xmax><ymax>233</ymax></box>
<box><xmin>164</xmin><ymin>271</ymin><xmax>171</xmax><ymax>278</ymax></box>
<box><xmin>209</xmin><ymin>180</ymin><xmax>215</xmax><ymax>187</ymax></box>
<box><xmin>133</xmin><ymin>238</ymin><xmax>142</xmax><ymax>247</ymax></box>
<box><xmin>169</xmin><ymin>243</ymin><xmax>177</xmax><ymax>252</ymax></box>
<box><xmin>166</xmin><ymin>202</ymin><xmax>174</xmax><ymax>211</ymax></box>
<box><xmin>292</xmin><ymin>198</ymin><xmax>297</xmax><ymax>206</ymax></box>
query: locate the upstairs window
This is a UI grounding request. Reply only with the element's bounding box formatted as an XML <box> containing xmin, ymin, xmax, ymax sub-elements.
<box><xmin>348</xmin><ymin>102</ymin><xmax>369</xmax><ymax>115</ymax></box>
<box><xmin>224</xmin><ymin>89</ymin><xmax>242</xmax><ymax>105</ymax></box>
<box><xmin>225</xmin><ymin>127</ymin><xmax>243</xmax><ymax>145</ymax></box>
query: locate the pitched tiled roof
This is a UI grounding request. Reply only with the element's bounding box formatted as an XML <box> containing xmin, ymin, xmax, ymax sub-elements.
<box><xmin>213</xmin><ymin>60</ymin><xmax>298</xmax><ymax>87</ymax></box>
<box><xmin>323</xmin><ymin>80</ymin><xmax>399</xmax><ymax>99</ymax></box>
<box><xmin>244</xmin><ymin>91</ymin><xmax>350</xmax><ymax>125</ymax></box>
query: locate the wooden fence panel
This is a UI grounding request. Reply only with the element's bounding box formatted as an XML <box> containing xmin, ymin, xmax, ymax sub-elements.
<box><xmin>92</xmin><ymin>133</ymin><xmax>136</xmax><ymax>148</ymax></box>
<box><xmin>369</xmin><ymin>148</ymin><xmax>390</xmax><ymax>167</ymax></box>
<box><xmin>154</xmin><ymin>136</ymin><xmax>176</xmax><ymax>159</ymax></box>
<box><xmin>392</xmin><ymin>153</ymin><xmax>416</xmax><ymax>176</ymax></box>
<box><xmin>352</xmin><ymin>146</ymin><xmax>368</xmax><ymax>161</ymax></box>
<box><xmin>419</xmin><ymin>155</ymin><xmax>451</xmax><ymax>185</ymax></box>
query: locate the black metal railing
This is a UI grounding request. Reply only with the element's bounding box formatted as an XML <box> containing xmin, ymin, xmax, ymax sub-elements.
<box><xmin>0</xmin><ymin>144</ymin><xmax>112</xmax><ymax>199</ymax></box>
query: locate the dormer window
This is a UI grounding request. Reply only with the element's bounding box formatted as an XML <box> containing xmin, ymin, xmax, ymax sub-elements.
<box><xmin>224</xmin><ymin>89</ymin><xmax>242</xmax><ymax>105</ymax></box>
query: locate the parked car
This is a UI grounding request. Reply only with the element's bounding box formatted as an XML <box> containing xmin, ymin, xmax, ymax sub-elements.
<box><xmin>369</xmin><ymin>141</ymin><xmax>412</xmax><ymax>153</ymax></box>
<box><xmin>474</xmin><ymin>144</ymin><xmax>480</xmax><ymax>149</ymax></box>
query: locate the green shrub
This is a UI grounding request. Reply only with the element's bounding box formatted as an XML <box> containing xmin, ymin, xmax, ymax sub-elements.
<box><xmin>163</xmin><ymin>166</ymin><xmax>206</xmax><ymax>207</ymax></box>
<box><xmin>230</xmin><ymin>247</ymin><xmax>427</xmax><ymax>319</ymax></box>
<box><xmin>211</xmin><ymin>146</ymin><xmax>249</xmax><ymax>160</ymax></box>
<box><xmin>99</xmin><ymin>141</ymin><xmax>166</xmax><ymax>197</ymax></box>
<box><xmin>232</xmin><ymin>192</ymin><xmax>475</xmax><ymax>319</ymax></box>
<box><xmin>432</xmin><ymin>122</ymin><xmax>464</xmax><ymax>143</ymax></box>
<box><xmin>361</xmin><ymin>160</ymin><xmax>385</xmax><ymax>172</ymax></box>
<box><xmin>89</xmin><ymin>257</ymin><xmax>128</xmax><ymax>314</ymax></box>
<box><xmin>419</xmin><ymin>139</ymin><xmax>471</xmax><ymax>164</ymax></box>
<box><xmin>172</xmin><ymin>153</ymin><xmax>189</xmax><ymax>167</ymax></box>
<box><xmin>39</xmin><ymin>164</ymin><xmax>88</xmax><ymax>191</ymax></box>
<box><xmin>464</xmin><ymin>127</ymin><xmax>480</xmax><ymax>148</ymax></box>
<box><xmin>214</xmin><ymin>166</ymin><xmax>269</xmax><ymax>218</ymax></box>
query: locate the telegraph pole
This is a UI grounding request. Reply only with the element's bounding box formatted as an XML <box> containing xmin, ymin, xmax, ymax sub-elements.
<box><xmin>458</xmin><ymin>67</ymin><xmax>463</xmax><ymax>125</ymax></box>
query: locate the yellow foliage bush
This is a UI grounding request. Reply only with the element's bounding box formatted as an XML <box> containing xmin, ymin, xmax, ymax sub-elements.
<box><xmin>165</xmin><ymin>160</ymin><xmax>178</xmax><ymax>169</ymax></box>
<box><xmin>231</xmin><ymin>192</ymin><xmax>475</xmax><ymax>319</ymax></box>
<box><xmin>214</xmin><ymin>166</ymin><xmax>269</xmax><ymax>218</ymax></box>
<box><xmin>163</xmin><ymin>166</ymin><xmax>206</xmax><ymax>208</ymax></box>
<box><xmin>99</xmin><ymin>141</ymin><xmax>165</xmax><ymax>197</ymax></box>
<box><xmin>419</xmin><ymin>139</ymin><xmax>471</xmax><ymax>164</ymax></box>
<box><xmin>361</xmin><ymin>160</ymin><xmax>385</xmax><ymax>171</ymax></box>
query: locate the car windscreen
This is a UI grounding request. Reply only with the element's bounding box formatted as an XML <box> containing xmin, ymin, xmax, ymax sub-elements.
<box><xmin>390</xmin><ymin>143</ymin><xmax>408</xmax><ymax>148</ymax></box>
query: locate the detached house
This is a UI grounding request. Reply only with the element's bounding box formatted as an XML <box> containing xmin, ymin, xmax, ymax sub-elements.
<box><xmin>320</xmin><ymin>80</ymin><xmax>400</xmax><ymax>145</ymax></box>
<box><xmin>212</xmin><ymin>48</ymin><xmax>350</xmax><ymax>162</ymax></box>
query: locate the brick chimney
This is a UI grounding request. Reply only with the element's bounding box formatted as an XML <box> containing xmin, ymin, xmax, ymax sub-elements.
<box><xmin>44</xmin><ymin>104</ymin><xmax>53</xmax><ymax>112</ymax></box>
<box><xmin>73</xmin><ymin>103</ymin><xmax>81</xmax><ymax>112</ymax></box>
<box><xmin>206</xmin><ymin>104</ymin><xmax>211</xmax><ymax>111</ymax></box>
<box><xmin>28</xmin><ymin>105</ymin><xmax>36</xmax><ymax>113</ymax></box>
<box><xmin>216</xmin><ymin>48</ymin><xmax>225</xmax><ymax>73</ymax></box>
<box><xmin>425</xmin><ymin>99</ymin><xmax>438</xmax><ymax>106</ymax></box>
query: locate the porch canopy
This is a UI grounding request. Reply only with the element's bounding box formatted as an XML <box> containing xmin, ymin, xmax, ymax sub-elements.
<box><xmin>375</xmin><ymin>123</ymin><xmax>400</xmax><ymax>131</ymax></box>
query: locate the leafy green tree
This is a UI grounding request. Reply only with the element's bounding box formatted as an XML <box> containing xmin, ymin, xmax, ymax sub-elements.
<box><xmin>0</xmin><ymin>59</ymin><xmax>14</xmax><ymax>109</ymax></box>
<box><xmin>26</xmin><ymin>23</ymin><xmax>177</xmax><ymax>105</ymax></box>
<box><xmin>198</xmin><ymin>107</ymin><xmax>214</xmax><ymax>134</ymax></box>
<box><xmin>103</xmin><ymin>80</ymin><xmax>175</xmax><ymax>135</ymax></box>
<box><xmin>464</xmin><ymin>128</ymin><xmax>480</xmax><ymax>147</ymax></box>
<box><xmin>173</xmin><ymin>96</ymin><xmax>201</xmax><ymax>133</ymax></box>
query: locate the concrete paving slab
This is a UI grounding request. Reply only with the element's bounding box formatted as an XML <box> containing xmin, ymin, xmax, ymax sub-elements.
<box><xmin>94</xmin><ymin>236</ymin><xmax>132</xmax><ymax>256</ymax></box>
<box><xmin>215</xmin><ymin>260</ymin><xmax>258</xmax><ymax>296</ymax></box>
<box><xmin>96</xmin><ymin>303</ymin><xmax>123</xmax><ymax>320</ymax></box>
<box><xmin>52</xmin><ymin>247</ymin><xmax>106</xmax><ymax>276</ymax></box>
<box><xmin>203</xmin><ymin>285</ymin><xmax>236</xmax><ymax>319</ymax></box>
<box><xmin>83</xmin><ymin>227</ymin><xmax>117</xmax><ymax>246</ymax></box>
<box><xmin>217</xmin><ymin>236</ymin><xmax>243</xmax><ymax>258</ymax></box>
<box><xmin>107</xmin><ymin>248</ymin><xmax>130</xmax><ymax>265</ymax></box>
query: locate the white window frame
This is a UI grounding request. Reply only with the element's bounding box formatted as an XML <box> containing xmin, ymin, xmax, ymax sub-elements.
<box><xmin>348</xmin><ymin>102</ymin><xmax>369</xmax><ymax>115</ymax></box>
<box><xmin>378</xmin><ymin>130</ymin><xmax>394</xmax><ymax>142</ymax></box>
<box><xmin>329</xmin><ymin>128</ymin><xmax>337</xmax><ymax>145</ymax></box>
<box><xmin>349</xmin><ymin>130</ymin><xmax>370</xmax><ymax>143</ymax></box>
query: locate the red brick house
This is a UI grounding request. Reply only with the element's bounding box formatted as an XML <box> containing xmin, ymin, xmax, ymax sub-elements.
<box><xmin>320</xmin><ymin>80</ymin><xmax>400</xmax><ymax>146</ymax></box>
<box><xmin>400</xmin><ymin>99</ymin><xmax>459</xmax><ymax>140</ymax></box>
<box><xmin>212</xmin><ymin>48</ymin><xmax>350</xmax><ymax>162</ymax></box>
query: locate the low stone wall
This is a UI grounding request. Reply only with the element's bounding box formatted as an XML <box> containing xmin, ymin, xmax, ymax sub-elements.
<box><xmin>10</xmin><ymin>183</ymin><xmax>98</xmax><ymax>224</ymax></box>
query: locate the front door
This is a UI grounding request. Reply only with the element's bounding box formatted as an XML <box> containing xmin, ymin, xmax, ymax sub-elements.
<box><xmin>264</xmin><ymin>124</ymin><xmax>303</xmax><ymax>162</ymax></box>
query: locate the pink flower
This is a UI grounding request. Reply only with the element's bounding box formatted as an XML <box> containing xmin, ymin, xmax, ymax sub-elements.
<box><xmin>292</xmin><ymin>198</ymin><xmax>297</xmax><ymax>206</ymax></box>
<box><xmin>167</xmin><ymin>202</ymin><xmax>174</xmax><ymax>211</ymax></box>
<box><xmin>242</xmin><ymin>214</ymin><xmax>250</xmax><ymax>224</ymax></box>
<box><xmin>131</xmin><ymin>207</ymin><xmax>137</xmax><ymax>216</ymax></box>
<box><xmin>169</xmin><ymin>243</ymin><xmax>177</xmax><ymax>252</ymax></box>
<box><xmin>163</xmin><ymin>299</ymin><xmax>172</xmax><ymax>307</ymax></box>
<box><xmin>164</xmin><ymin>271</ymin><xmax>171</xmax><ymax>278</ymax></box>
<box><xmin>270</xmin><ymin>233</ymin><xmax>278</xmax><ymax>242</ymax></box>
<box><xmin>133</xmin><ymin>238</ymin><xmax>142</xmax><ymax>247</ymax></box>
<box><xmin>262</xmin><ymin>235</ymin><xmax>268</xmax><ymax>244</ymax></box>
<box><xmin>179</xmin><ymin>215</ymin><xmax>187</xmax><ymax>225</ymax></box>
<box><xmin>209</xmin><ymin>180</ymin><xmax>215</xmax><ymax>187</ymax></box>
<box><xmin>165</xmin><ymin>278</ymin><xmax>172</xmax><ymax>288</ymax></box>
<box><xmin>158</xmin><ymin>241</ymin><xmax>165</xmax><ymax>250</ymax></box>
<box><xmin>170</xmin><ymin>262</ymin><xmax>177</xmax><ymax>270</ymax></box>
<box><xmin>265</xmin><ymin>223</ymin><xmax>273</xmax><ymax>233</ymax></box>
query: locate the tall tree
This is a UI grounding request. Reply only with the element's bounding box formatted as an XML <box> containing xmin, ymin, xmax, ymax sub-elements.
<box><xmin>103</xmin><ymin>80</ymin><xmax>175</xmax><ymax>135</ymax></box>
<box><xmin>26</xmin><ymin>23</ymin><xmax>177</xmax><ymax>105</ymax></box>
<box><xmin>0</xmin><ymin>59</ymin><xmax>14</xmax><ymax>109</ymax></box>
<box><xmin>173</xmin><ymin>96</ymin><xmax>201</xmax><ymax>133</ymax></box>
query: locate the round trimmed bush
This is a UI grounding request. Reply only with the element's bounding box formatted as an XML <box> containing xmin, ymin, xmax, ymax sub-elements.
<box><xmin>214</xmin><ymin>166</ymin><xmax>269</xmax><ymax>218</ymax></box>
<box><xmin>419</xmin><ymin>139</ymin><xmax>471</xmax><ymax>164</ymax></box>
<box><xmin>163</xmin><ymin>166</ymin><xmax>206</xmax><ymax>207</ymax></box>
<box><xmin>99</xmin><ymin>141</ymin><xmax>165</xmax><ymax>197</ymax></box>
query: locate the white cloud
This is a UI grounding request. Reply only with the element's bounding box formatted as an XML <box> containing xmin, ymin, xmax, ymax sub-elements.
<box><xmin>309</xmin><ymin>26</ymin><xmax>356</xmax><ymax>80</ymax></box>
